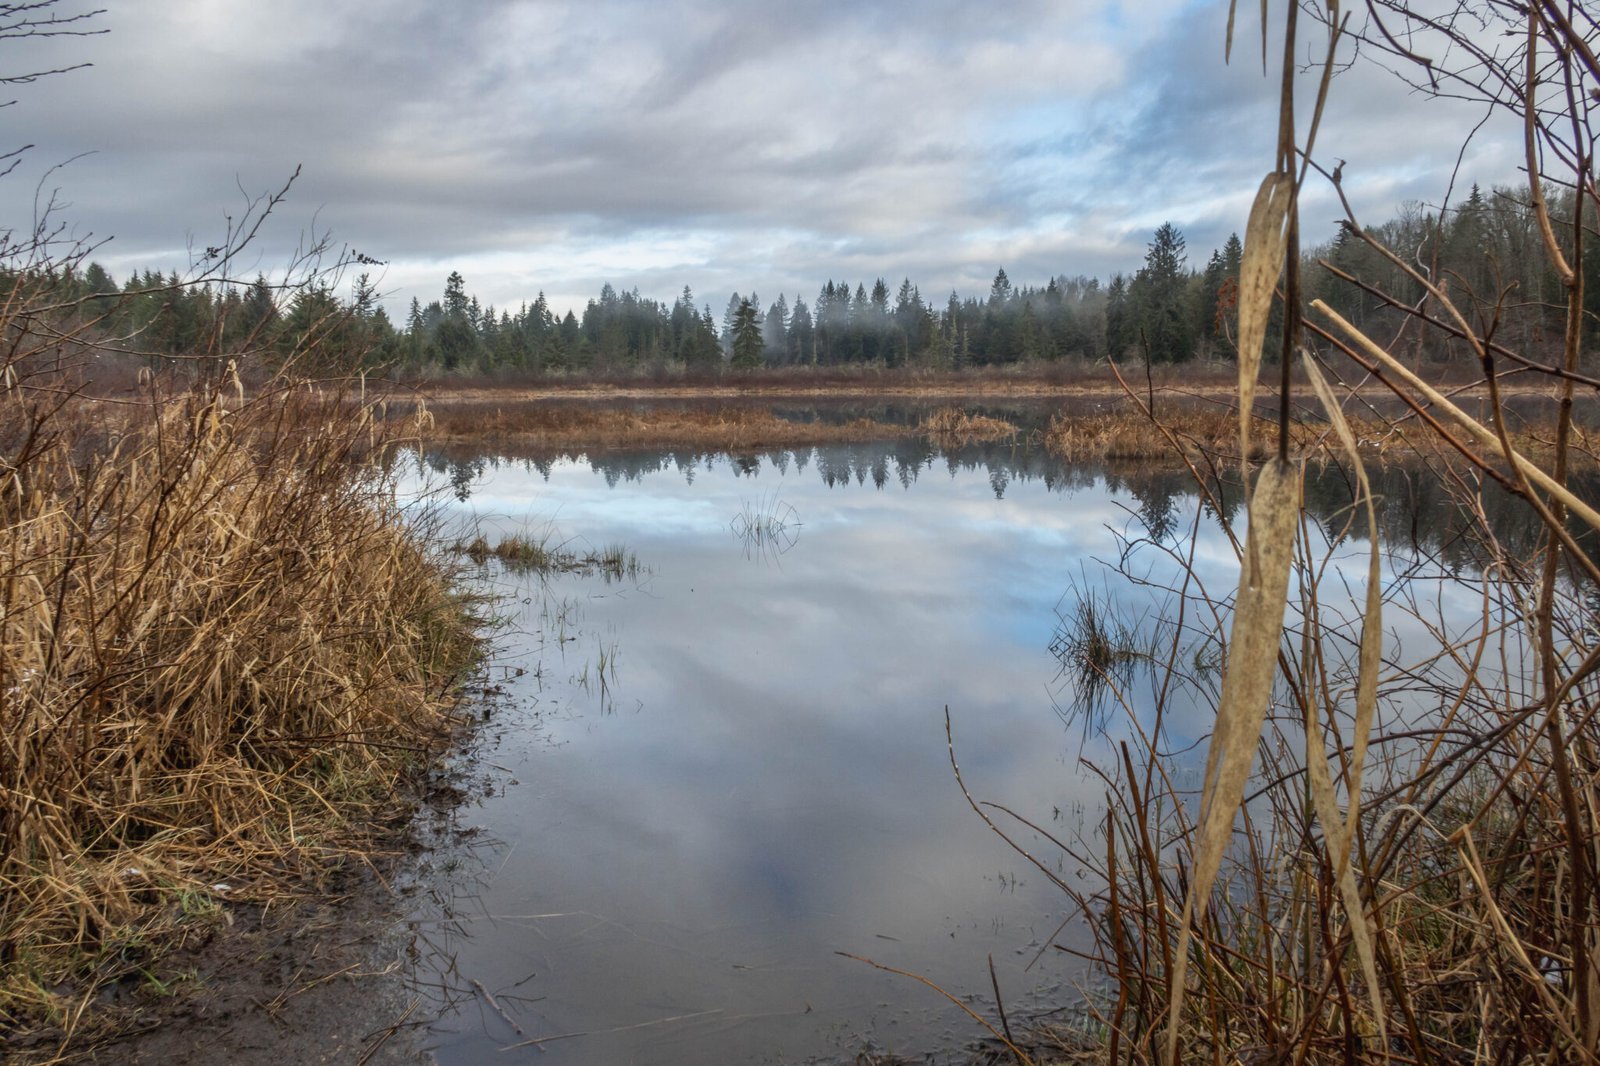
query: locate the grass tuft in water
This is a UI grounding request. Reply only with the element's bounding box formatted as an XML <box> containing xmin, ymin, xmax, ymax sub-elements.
<box><xmin>455</xmin><ymin>532</ymin><xmax>642</xmax><ymax>581</ymax></box>
<box><xmin>731</xmin><ymin>491</ymin><xmax>801</xmax><ymax>562</ymax></box>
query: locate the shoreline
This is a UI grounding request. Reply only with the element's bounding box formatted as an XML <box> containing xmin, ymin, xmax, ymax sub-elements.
<box><xmin>401</xmin><ymin>380</ymin><xmax>1590</xmax><ymax>462</ymax></box>
<box><xmin>32</xmin><ymin>378</ymin><xmax>1590</xmax><ymax>1065</ymax></box>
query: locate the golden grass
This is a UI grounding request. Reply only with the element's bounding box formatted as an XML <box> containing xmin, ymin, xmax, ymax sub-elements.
<box><xmin>1043</xmin><ymin>403</ymin><xmax>1596</xmax><ymax>465</ymax></box>
<box><xmin>0</xmin><ymin>379</ymin><xmax>479</xmax><ymax>1049</ymax></box>
<box><xmin>1043</xmin><ymin>405</ymin><xmax>1334</xmax><ymax>461</ymax></box>
<box><xmin>919</xmin><ymin>406</ymin><xmax>1020</xmax><ymax>446</ymax></box>
<box><xmin>420</xmin><ymin>401</ymin><xmax>904</xmax><ymax>450</ymax></box>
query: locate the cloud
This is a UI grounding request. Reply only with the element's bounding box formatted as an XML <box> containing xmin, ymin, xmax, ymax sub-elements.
<box><xmin>0</xmin><ymin>0</ymin><xmax>1533</xmax><ymax>317</ymax></box>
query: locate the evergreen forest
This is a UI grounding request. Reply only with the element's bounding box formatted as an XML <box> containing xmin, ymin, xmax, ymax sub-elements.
<box><xmin>45</xmin><ymin>182</ymin><xmax>1597</xmax><ymax>377</ymax></box>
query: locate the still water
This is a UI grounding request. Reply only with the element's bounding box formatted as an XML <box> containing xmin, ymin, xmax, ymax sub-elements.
<box><xmin>392</xmin><ymin>439</ymin><xmax>1518</xmax><ymax>1064</ymax></box>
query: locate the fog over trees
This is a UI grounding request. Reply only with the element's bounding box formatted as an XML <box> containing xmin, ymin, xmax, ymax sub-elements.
<box><xmin>52</xmin><ymin>182</ymin><xmax>1595</xmax><ymax>376</ymax></box>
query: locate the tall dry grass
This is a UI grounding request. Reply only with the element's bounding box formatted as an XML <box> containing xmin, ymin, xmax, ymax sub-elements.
<box><xmin>941</xmin><ymin>5</ymin><xmax>1600</xmax><ymax>1064</ymax></box>
<box><xmin>920</xmin><ymin>406</ymin><xmax>1020</xmax><ymax>446</ymax></box>
<box><xmin>419</xmin><ymin>399</ymin><xmax>902</xmax><ymax>451</ymax></box>
<box><xmin>0</xmin><ymin>279</ymin><xmax>479</xmax><ymax>1050</ymax></box>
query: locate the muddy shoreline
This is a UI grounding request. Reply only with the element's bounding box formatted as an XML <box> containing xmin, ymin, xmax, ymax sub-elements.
<box><xmin>11</xmin><ymin>728</ymin><xmax>502</xmax><ymax>1066</ymax></box>
<box><xmin>72</xmin><ymin>868</ymin><xmax>432</xmax><ymax>1066</ymax></box>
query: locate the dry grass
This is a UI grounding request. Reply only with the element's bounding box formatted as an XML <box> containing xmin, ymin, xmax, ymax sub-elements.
<box><xmin>920</xmin><ymin>406</ymin><xmax>1021</xmax><ymax>446</ymax></box>
<box><xmin>418</xmin><ymin>401</ymin><xmax>904</xmax><ymax>450</ymax></box>
<box><xmin>1043</xmin><ymin>403</ymin><xmax>1596</xmax><ymax>465</ymax></box>
<box><xmin>1044</xmin><ymin>406</ymin><xmax>1300</xmax><ymax>461</ymax></box>
<box><xmin>412</xmin><ymin>358</ymin><xmax>1244</xmax><ymax>398</ymax></box>
<box><xmin>0</xmin><ymin>355</ymin><xmax>479</xmax><ymax>1050</ymax></box>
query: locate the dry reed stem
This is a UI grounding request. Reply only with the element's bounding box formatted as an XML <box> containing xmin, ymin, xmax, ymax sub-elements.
<box><xmin>0</xmin><ymin>380</ymin><xmax>480</xmax><ymax>1048</ymax></box>
<box><xmin>1302</xmin><ymin>356</ymin><xmax>1385</xmax><ymax>1048</ymax></box>
<box><xmin>1165</xmin><ymin>458</ymin><xmax>1300</xmax><ymax>1065</ymax></box>
<box><xmin>1311</xmin><ymin>301</ymin><xmax>1600</xmax><ymax>535</ymax></box>
<box><xmin>836</xmin><ymin>951</ymin><xmax>1036</xmax><ymax>1066</ymax></box>
<box><xmin>1041</xmin><ymin>6</ymin><xmax>1600</xmax><ymax>1065</ymax></box>
<box><xmin>1237</xmin><ymin>172</ymin><xmax>1295</xmax><ymax>464</ymax></box>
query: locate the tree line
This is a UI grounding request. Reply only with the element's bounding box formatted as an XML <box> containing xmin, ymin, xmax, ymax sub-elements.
<box><xmin>42</xmin><ymin>182</ymin><xmax>1597</xmax><ymax>376</ymax></box>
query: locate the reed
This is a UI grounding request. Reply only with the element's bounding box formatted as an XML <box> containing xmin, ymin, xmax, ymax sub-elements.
<box><xmin>0</xmin><ymin>288</ymin><xmax>480</xmax><ymax>1049</ymax></box>
<box><xmin>987</xmin><ymin>5</ymin><xmax>1600</xmax><ymax>1064</ymax></box>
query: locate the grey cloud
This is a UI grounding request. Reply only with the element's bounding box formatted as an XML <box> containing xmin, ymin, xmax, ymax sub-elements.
<box><xmin>0</xmin><ymin>0</ymin><xmax>1532</xmax><ymax>317</ymax></box>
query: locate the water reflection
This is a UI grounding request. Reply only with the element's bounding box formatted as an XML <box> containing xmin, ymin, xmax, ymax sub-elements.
<box><xmin>730</xmin><ymin>490</ymin><xmax>801</xmax><ymax>565</ymax></box>
<box><xmin>418</xmin><ymin>439</ymin><xmax>1600</xmax><ymax>574</ymax></box>
<box><xmin>397</xmin><ymin>437</ymin><xmax>1596</xmax><ymax>1064</ymax></box>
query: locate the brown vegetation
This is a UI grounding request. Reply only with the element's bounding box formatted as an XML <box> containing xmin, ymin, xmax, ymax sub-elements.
<box><xmin>410</xmin><ymin>358</ymin><xmax>1240</xmax><ymax>399</ymax></box>
<box><xmin>937</xmin><ymin>6</ymin><xmax>1600</xmax><ymax>1065</ymax></box>
<box><xmin>1</xmin><ymin>341</ymin><xmax>478</xmax><ymax>1054</ymax></box>
<box><xmin>1043</xmin><ymin>405</ymin><xmax>1312</xmax><ymax>461</ymax></box>
<box><xmin>1048</xmin><ymin>403</ymin><xmax>1597</xmax><ymax>465</ymax></box>
<box><xmin>418</xmin><ymin>399</ymin><xmax>907</xmax><ymax>451</ymax></box>
<box><xmin>919</xmin><ymin>406</ymin><xmax>1022</xmax><ymax>446</ymax></box>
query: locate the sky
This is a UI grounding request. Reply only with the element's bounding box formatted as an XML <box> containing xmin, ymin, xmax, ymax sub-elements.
<box><xmin>0</xmin><ymin>0</ymin><xmax>1527</xmax><ymax>320</ymax></box>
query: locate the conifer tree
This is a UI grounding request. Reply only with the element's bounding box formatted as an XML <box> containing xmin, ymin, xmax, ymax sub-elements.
<box><xmin>730</xmin><ymin>298</ymin><xmax>763</xmax><ymax>370</ymax></box>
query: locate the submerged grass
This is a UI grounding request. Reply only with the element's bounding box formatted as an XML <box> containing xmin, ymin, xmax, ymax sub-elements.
<box><xmin>1049</xmin><ymin>588</ymin><xmax>1153</xmax><ymax>732</ymax></box>
<box><xmin>730</xmin><ymin>491</ymin><xmax>801</xmax><ymax>562</ymax></box>
<box><xmin>456</xmin><ymin>531</ymin><xmax>642</xmax><ymax>580</ymax></box>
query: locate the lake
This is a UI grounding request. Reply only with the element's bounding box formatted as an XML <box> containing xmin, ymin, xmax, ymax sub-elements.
<box><xmin>391</xmin><ymin>436</ymin><xmax>1572</xmax><ymax>1063</ymax></box>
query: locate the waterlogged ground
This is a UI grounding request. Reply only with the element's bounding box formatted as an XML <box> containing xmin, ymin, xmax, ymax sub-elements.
<box><xmin>391</xmin><ymin>439</ymin><xmax>1543</xmax><ymax>1064</ymax></box>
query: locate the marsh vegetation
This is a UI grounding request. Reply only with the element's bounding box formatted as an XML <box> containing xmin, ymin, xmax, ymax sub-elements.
<box><xmin>7</xmin><ymin>1</ymin><xmax>1600</xmax><ymax>1064</ymax></box>
<box><xmin>0</xmin><ymin>173</ymin><xmax>481</xmax><ymax>1058</ymax></box>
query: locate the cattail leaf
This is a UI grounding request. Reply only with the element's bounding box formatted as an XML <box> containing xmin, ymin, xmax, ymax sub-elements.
<box><xmin>1238</xmin><ymin>172</ymin><xmax>1293</xmax><ymax>464</ymax></box>
<box><xmin>1303</xmin><ymin>358</ymin><xmax>1383</xmax><ymax>843</ymax></box>
<box><xmin>1165</xmin><ymin>458</ymin><xmax>1300</xmax><ymax>1066</ymax></box>
<box><xmin>1304</xmin><ymin>356</ymin><xmax>1387</xmax><ymax>1046</ymax></box>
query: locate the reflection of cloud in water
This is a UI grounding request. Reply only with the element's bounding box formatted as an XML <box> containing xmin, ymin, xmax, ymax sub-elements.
<box><xmin>397</xmin><ymin>441</ymin><xmax>1520</xmax><ymax>1065</ymax></box>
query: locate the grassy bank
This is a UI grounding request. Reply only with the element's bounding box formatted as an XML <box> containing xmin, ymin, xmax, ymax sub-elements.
<box><xmin>404</xmin><ymin>356</ymin><xmax>1553</xmax><ymax>401</ymax></box>
<box><xmin>411</xmin><ymin>385</ymin><xmax>1592</xmax><ymax>470</ymax></box>
<box><xmin>0</xmin><ymin>377</ymin><xmax>479</xmax><ymax>1056</ymax></box>
<box><xmin>420</xmin><ymin>399</ymin><xmax>907</xmax><ymax>450</ymax></box>
<box><xmin>1044</xmin><ymin>403</ymin><xmax>1597</xmax><ymax>464</ymax></box>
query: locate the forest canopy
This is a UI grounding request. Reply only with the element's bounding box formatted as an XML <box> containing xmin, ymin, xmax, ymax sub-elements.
<box><xmin>47</xmin><ymin>181</ymin><xmax>1593</xmax><ymax>377</ymax></box>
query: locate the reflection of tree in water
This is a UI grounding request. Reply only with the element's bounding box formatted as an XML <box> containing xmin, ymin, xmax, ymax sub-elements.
<box><xmin>447</xmin><ymin>456</ymin><xmax>486</xmax><ymax>501</ymax></box>
<box><xmin>1122</xmin><ymin>472</ymin><xmax>1189</xmax><ymax>543</ymax></box>
<box><xmin>417</xmin><ymin>441</ymin><xmax>1600</xmax><ymax>571</ymax></box>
